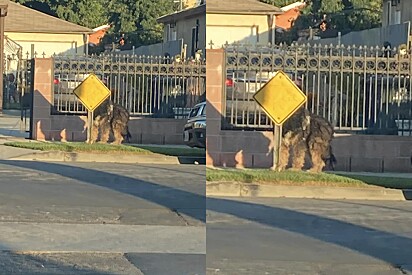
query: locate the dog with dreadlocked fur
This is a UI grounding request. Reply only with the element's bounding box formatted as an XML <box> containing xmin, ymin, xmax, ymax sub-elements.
<box><xmin>89</xmin><ymin>98</ymin><xmax>131</xmax><ymax>145</ymax></box>
<box><xmin>277</xmin><ymin>107</ymin><xmax>336</xmax><ymax>173</ymax></box>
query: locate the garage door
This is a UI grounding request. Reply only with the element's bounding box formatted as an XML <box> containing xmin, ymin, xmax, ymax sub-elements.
<box><xmin>207</xmin><ymin>26</ymin><xmax>258</xmax><ymax>46</ymax></box>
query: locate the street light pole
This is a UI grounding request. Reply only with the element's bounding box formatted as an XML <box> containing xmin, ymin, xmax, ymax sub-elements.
<box><xmin>0</xmin><ymin>1</ymin><xmax>8</xmax><ymax>114</ymax></box>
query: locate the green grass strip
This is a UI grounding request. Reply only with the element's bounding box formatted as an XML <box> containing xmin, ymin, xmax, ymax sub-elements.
<box><xmin>4</xmin><ymin>141</ymin><xmax>205</xmax><ymax>157</ymax></box>
<box><xmin>206</xmin><ymin>168</ymin><xmax>412</xmax><ymax>189</ymax></box>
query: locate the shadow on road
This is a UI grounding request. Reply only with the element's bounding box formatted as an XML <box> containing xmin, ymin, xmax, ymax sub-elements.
<box><xmin>207</xmin><ymin>197</ymin><xmax>412</xmax><ymax>271</ymax></box>
<box><xmin>0</xmin><ymin>249</ymin><xmax>117</xmax><ymax>274</ymax></box>
<box><xmin>1</xmin><ymin>160</ymin><xmax>412</xmax><ymax>271</ymax></box>
<box><xmin>322</xmin><ymin>199</ymin><xmax>412</xmax><ymax>214</ymax></box>
<box><xmin>0</xmin><ymin>160</ymin><xmax>206</xmax><ymax>223</ymax></box>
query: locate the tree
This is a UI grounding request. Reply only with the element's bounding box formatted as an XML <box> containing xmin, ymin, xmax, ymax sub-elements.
<box><xmin>261</xmin><ymin>0</ymin><xmax>383</xmax><ymax>44</ymax></box>
<box><xmin>13</xmin><ymin>0</ymin><xmax>56</xmax><ymax>16</ymax></box>
<box><xmin>106</xmin><ymin>0</ymin><xmax>175</xmax><ymax>47</ymax></box>
<box><xmin>52</xmin><ymin>0</ymin><xmax>108</xmax><ymax>29</ymax></box>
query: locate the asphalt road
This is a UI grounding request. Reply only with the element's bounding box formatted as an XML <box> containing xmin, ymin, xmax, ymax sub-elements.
<box><xmin>0</xmin><ymin>161</ymin><xmax>205</xmax><ymax>274</ymax></box>
<box><xmin>207</xmin><ymin>197</ymin><xmax>412</xmax><ymax>275</ymax></box>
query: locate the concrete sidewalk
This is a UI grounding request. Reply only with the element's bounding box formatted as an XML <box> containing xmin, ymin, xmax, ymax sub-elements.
<box><xmin>206</xmin><ymin>181</ymin><xmax>412</xmax><ymax>201</ymax></box>
<box><xmin>0</xmin><ymin>110</ymin><xmax>30</xmax><ymax>139</ymax></box>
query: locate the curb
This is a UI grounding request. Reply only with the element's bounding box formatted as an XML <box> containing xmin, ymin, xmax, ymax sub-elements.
<box><xmin>206</xmin><ymin>181</ymin><xmax>412</xmax><ymax>201</ymax></box>
<box><xmin>7</xmin><ymin>151</ymin><xmax>182</xmax><ymax>164</ymax></box>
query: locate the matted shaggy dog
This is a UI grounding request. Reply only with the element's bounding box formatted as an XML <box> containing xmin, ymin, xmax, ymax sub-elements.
<box><xmin>277</xmin><ymin>107</ymin><xmax>336</xmax><ymax>173</ymax></box>
<box><xmin>90</xmin><ymin>99</ymin><xmax>131</xmax><ymax>145</ymax></box>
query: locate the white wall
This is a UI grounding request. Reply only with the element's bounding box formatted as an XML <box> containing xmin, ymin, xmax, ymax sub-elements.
<box><xmin>5</xmin><ymin>32</ymin><xmax>87</xmax><ymax>57</ymax></box>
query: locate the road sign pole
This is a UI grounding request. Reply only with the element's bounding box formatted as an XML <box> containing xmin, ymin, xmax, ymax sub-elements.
<box><xmin>87</xmin><ymin>110</ymin><xmax>93</xmax><ymax>144</ymax></box>
<box><xmin>251</xmin><ymin>70</ymin><xmax>306</xmax><ymax>170</ymax></box>
<box><xmin>272</xmin><ymin>124</ymin><xmax>282</xmax><ymax>171</ymax></box>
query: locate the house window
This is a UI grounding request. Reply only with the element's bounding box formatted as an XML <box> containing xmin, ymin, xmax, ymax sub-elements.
<box><xmin>171</xmin><ymin>30</ymin><xmax>177</xmax><ymax>41</ymax></box>
<box><xmin>394</xmin><ymin>10</ymin><xmax>401</xmax><ymax>24</ymax></box>
<box><xmin>167</xmin><ymin>24</ymin><xmax>177</xmax><ymax>41</ymax></box>
<box><xmin>252</xmin><ymin>26</ymin><xmax>259</xmax><ymax>43</ymax></box>
<box><xmin>191</xmin><ymin>27</ymin><xmax>196</xmax><ymax>57</ymax></box>
<box><xmin>387</xmin><ymin>1</ymin><xmax>391</xmax><ymax>25</ymax></box>
<box><xmin>195</xmin><ymin>19</ymin><xmax>199</xmax><ymax>49</ymax></box>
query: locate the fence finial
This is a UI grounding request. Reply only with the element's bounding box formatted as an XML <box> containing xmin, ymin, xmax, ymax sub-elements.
<box><xmin>209</xmin><ymin>40</ymin><xmax>215</xmax><ymax>49</ymax></box>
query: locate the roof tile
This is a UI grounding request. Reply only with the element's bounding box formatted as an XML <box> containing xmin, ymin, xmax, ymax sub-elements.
<box><xmin>206</xmin><ymin>0</ymin><xmax>282</xmax><ymax>14</ymax></box>
<box><xmin>5</xmin><ymin>2</ymin><xmax>92</xmax><ymax>34</ymax></box>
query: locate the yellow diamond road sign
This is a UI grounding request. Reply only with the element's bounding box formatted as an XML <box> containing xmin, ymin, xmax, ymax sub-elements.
<box><xmin>73</xmin><ymin>74</ymin><xmax>111</xmax><ymax>112</ymax></box>
<box><xmin>253</xmin><ymin>71</ymin><xmax>307</xmax><ymax>125</ymax></box>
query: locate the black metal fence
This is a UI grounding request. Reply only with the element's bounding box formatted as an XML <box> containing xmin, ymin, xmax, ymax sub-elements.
<box><xmin>223</xmin><ymin>43</ymin><xmax>412</xmax><ymax>136</ymax></box>
<box><xmin>52</xmin><ymin>54</ymin><xmax>206</xmax><ymax>118</ymax></box>
<box><xmin>3</xmin><ymin>52</ymin><xmax>33</xmax><ymax>110</ymax></box>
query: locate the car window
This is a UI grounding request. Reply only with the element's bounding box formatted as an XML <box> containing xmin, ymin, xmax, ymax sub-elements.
<box><xmin>189</xmin><ymin>106</ymin><xmax>200</xmax><ymax>118</ymax></box>
<box><xmin>201</xmin><ymin>104</ymin><xmax>206</xmax><ymax>116</ymax></box>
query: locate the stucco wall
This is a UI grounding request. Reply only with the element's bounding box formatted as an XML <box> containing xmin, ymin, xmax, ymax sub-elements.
<box><xmin>176</xmin><ymin>14</ymin><xmax>206</xmax><ymax>57</ymax></box>
<box><xmin>206</xmin><ymin>13</ymin><xmax>273</xmax><ymax>46</ymax></box>
<box><xmin>382</xmin><ymin>0</ymin><xmax>412</xmax><ymax>27</ymax></box>
<box><xmin>6</xmin><ymin>32</ymin><xmax>87</xmax><ymax>57</ymax></box>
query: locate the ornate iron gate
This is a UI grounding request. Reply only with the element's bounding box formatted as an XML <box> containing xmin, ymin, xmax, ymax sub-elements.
<box><xmin>52</xmin><ymin>54</ymin><xmax>206</xmax><ymax>119</ymax></box>
<box><xmin>18</xmin><ymin>58</ymin><xmax>34</xmax><ymax>138</ymax></box>
<box><xmin>2</xmin><ymin>36</ymin><xmax>34</xmax><ymax>137</ymax></box>
<box><xmin>223</xmin><ymin>43</ymin><xmax>412</xmax><ymax>136</ymax></box>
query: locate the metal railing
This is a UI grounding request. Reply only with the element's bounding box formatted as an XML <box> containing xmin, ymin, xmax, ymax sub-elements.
<box><xmin>223</xmin><ymin>43</ymin><xmax>412</xmax><ymax>135</ymax></box>
<box><xmin>52</xmin><ymin>54</ymin><xmax>206</xmax><ymax>118</ymax></box>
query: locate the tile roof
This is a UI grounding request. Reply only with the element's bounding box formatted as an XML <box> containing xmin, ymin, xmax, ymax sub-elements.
<box><xmin>157</xmin><ymin>3</ymin><xmax>205</xmax><ymax>23</ymax></box>
<box><xmin>4</xmin><ymin>1</ymin><xmax>92</xmax><ymax>34</ymax></box>
<box><xmin>206</xmin><ymin>0</ymin><xmax>283</xmax><ymax>15</ymax></box>
<box><xmin>276</xmin><ymin>4</ymin><xmax>305</xmax><ymax>30</ymax></box>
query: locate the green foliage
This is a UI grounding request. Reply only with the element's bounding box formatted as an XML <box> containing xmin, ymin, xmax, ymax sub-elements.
<box><xmin>13</xmin><ymin>0</ymin><xmax>55</xmax><ymax>15</ymax></box>
<box><xmin>106</xmin><ymin>0</ymin><xmax>175</xmax><ymax>46</ymax></box>
<box><xmin>260</xmin><ymin>0</ymin><xmax>382</xmax><ymax>44</ymax></box>
<box><xmin>53</xmin><ymin>0</ymin><xmax>108</xmax><ymax>29</ymax></box>
<box><xmin>259</xmin><ymin>0</ymin><xmax>297</xmax><ymax>6</ymax></box>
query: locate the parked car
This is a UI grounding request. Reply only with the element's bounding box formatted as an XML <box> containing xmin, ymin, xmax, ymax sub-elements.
<box><xmin>183</xmin><ymin>101</ymin><xmax>206</xmax><ymax>148</ymax></box>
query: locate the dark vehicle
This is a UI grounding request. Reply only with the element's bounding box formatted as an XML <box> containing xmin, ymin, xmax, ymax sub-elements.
<box><xmin>364</xmin><ymin>74</ymin><xmax>411</xmax><ymax>134</ymax></box>
<box><xmin>183</xmin><ymin>101</ymin><xmax>206</xmax><ymax>148</ymax></box>
<box><xmin>151</xmin><ymin>76</ymin><xmax>205</xmax><ymax>118</ymax></box>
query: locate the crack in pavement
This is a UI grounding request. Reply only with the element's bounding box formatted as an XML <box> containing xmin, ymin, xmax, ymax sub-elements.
<box><xmin>171</xmin><ymin>209</ymin><xmax>190</xmax><ymax>226</ymax></box>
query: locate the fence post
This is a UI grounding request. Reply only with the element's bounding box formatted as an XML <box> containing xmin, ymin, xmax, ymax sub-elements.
<box><xmin>205</xmin><ymin>48</ymin><xmax>225</xmax><ymax>166</ymax></box>
<box><xmin>31</xmin><ymin>58</ymin><xmax>53</xmax><ymax>140</ymax></box>
<box><xmin>0</xmin><ymin>3</ymin><xmax>8</xmax><ymax>113</ymax></box>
